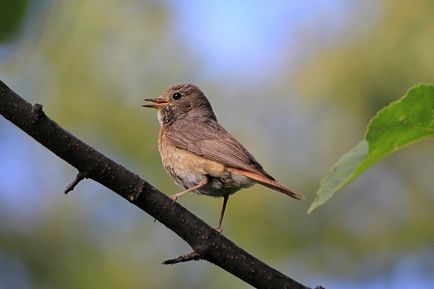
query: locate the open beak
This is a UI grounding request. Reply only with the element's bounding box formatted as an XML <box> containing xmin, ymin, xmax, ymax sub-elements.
<box><xmin>142</xmin><ymin>97</ymin><xmax>168</xmax><ymax>109</ymax></box>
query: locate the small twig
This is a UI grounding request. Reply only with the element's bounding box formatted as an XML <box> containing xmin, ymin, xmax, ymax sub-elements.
<box><xmin>64</xmin><ymin>171</ymin><xmax>87</xmax><ymax>194</ymax></box>
<box><xmin>162</xmin><ymin>251</ymin><xmax>201</xmax><ymax>265</ymax></box>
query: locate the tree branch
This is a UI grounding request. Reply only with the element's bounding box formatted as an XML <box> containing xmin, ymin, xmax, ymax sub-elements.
<box><xmin>64</xmin><ymin>171</ymin><xmax>87</xmax><ymax>194</ymax></box>
<box><xmin>162</xmin><ymin>251</ymin><xmax>201</xmax><ymax>265</ymax></box>
<box><xmin>0</xmin><ymin>80</ymin><xmax>321</xmax><ymax>289</ymax></box>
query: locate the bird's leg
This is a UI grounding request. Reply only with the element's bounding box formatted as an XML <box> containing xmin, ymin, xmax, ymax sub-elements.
<box><xmin>170</xmin><ymin>178</ymin><xmax>208</xmax><ymax>203</ymax></box>
<box><xmin>216</xmin><ymin>195</ymin><xmax>229</xmax><ymax>234</ymax></box>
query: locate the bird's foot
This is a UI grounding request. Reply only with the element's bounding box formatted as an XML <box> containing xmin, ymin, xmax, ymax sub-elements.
<box><xmin>170</xmin><ymin>194</ymin><xmax>178</xmax><ymax>205</ymax></box>
<box><xmin>215</xmin><ymin>226</ymin><xmax>223</xmax><ymax>235</ymax></box>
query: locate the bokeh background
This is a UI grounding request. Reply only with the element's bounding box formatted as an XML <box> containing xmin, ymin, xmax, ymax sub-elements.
<box><xmin>1</xmin><ymin>1</ymin><xmax>433</xmax><ymax>288</ymax></box>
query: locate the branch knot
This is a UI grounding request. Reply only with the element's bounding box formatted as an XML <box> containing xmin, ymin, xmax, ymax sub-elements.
<box><xmin>31</xmin><ymin>103</ymin><xmax>45</xmax><ymax>124</ymax></box>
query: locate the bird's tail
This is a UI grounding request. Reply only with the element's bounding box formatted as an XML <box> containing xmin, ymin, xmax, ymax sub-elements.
<box><xmin>226</xmin><ymin>167</ymin><xmax>303</xmax><ymax>200</ymax></box>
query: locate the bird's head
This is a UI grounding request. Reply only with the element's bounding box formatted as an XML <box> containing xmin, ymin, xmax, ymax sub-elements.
<box><xmin>143</xmin><ymin>83</ymin><xmax>216</xmax><ymax>125</ymax></box>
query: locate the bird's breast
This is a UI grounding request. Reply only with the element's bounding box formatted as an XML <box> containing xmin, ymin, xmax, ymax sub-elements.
<box><xmin>158</xmin><ymin>129</ymin><xmax>253</xmax><ymax>196</ymax></box>
<box><xmin>158</xmin><ymin>130</ymin><xmax>224</xmax><ymax>185</ymax></box>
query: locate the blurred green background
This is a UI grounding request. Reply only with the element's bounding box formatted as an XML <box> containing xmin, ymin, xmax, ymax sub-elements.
<box><xmin>0</xmin><ymin>1</ymin><xmax>433</xmax><ymax>288</ymax></box>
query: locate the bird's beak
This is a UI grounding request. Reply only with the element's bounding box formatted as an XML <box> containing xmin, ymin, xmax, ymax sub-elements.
<box><xmin>142</xmin><ymin>97</ymin><xmax>168</xmax><ymax>109</ymax></box>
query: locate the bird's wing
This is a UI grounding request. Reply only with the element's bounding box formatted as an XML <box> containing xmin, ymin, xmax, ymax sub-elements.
<box><xmin>165</xmin><ymin>118</ymin><xmax>275</xmax><ymax>180</ymax></box>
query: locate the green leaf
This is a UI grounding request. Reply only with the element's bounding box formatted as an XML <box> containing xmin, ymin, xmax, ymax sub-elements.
<box><xmin>308</xmin><ymin>84</ymin><xmax>434</xmax><ymax>214</ymax></box>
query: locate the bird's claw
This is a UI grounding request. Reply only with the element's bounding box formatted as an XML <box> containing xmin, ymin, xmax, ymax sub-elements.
<box><xmin>215</xmin><ymin>226</ymin><xmax>223</xmax><ymax>235</ymax></box>
<box><xmin>170</xmin><ymin>195</ymin><xmax>178</xmax><ymax>205</ymax></box>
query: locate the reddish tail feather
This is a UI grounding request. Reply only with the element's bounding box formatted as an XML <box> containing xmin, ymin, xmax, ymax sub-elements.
<box><xmin>226</xmin><ymin>167</ymin><xmax>303</xmax><ymax>200</ymax></box>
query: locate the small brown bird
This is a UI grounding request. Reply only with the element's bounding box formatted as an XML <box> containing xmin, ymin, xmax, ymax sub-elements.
<box><xmin>143</xmin><ymin>83</ymin><xmax>302</xmax><ymax>232</ymax></box>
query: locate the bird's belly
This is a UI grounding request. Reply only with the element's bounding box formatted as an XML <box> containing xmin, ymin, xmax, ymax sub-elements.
<box><xmin>159</xmin><ymin>142</ymin><xmax>253</xmax><ymax>197</ymax></box>
<box><xmin>199</xmin><ymin>172</ymin><xmax>254</xmax><ymax>197</ymax></box>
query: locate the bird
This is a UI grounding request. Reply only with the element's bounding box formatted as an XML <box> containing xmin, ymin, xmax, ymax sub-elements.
<box><xmin>143</xmin><ymin>83</ymin><xmax>302</xmax><ymax>232</ymax></box>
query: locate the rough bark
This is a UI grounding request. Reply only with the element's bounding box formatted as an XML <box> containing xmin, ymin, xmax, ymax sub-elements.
<box><xmin>0</xmin><ymin>80</ymin><xmax>322</xmax><ymax>289</ymax></box>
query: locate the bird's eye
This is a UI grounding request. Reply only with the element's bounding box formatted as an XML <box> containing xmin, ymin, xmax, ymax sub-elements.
<box><xmin>172</xmin><ymin>92</ymin><xmax>182</xmax><ymax>100</ymax></box>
